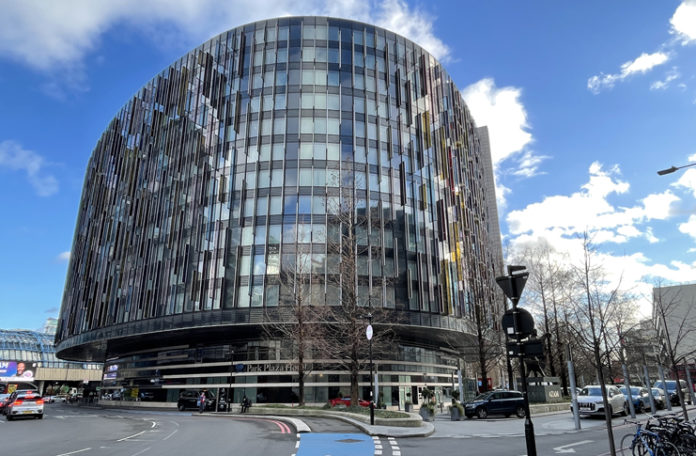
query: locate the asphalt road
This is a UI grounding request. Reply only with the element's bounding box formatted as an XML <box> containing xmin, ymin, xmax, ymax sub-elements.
<box><xmin>2</xmin><ymin>402</ymin><xmax>688</xmax><ymax>456</ymax></box>
<box><xmin>0</xmin><ymin>402</ymin><xmax>299</xmax><ymax>456</ymax></box>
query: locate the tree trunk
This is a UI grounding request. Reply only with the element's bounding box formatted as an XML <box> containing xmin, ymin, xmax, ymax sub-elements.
<box><xmin>298</xmin><ymin>350</ymin><xmax>305</xmax><ymax>406</ymax></box>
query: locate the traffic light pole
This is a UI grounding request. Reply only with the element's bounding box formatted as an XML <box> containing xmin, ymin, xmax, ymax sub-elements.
<box><xmin>510</xmin><ymin>273</ymin><xmax>537</xmax><ymax>456</ymax></box>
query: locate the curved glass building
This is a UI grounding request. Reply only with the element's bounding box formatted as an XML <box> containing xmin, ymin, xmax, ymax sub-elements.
<box><xmin>57</xmin><ymin>17</ymin><xmax>503</xmax><ymax>406</ymax></box>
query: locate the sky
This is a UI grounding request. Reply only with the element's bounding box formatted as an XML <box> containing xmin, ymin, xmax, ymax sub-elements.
<box><xmin>1</xmin><ymin>0</ymin><xmax>695</xmax><ymax>331</ymax></box>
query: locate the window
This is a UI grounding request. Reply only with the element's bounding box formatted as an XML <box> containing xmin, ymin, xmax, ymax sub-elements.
<box><xmin>253</xmin><ymin>254</ymin><xmax>266</xmax><ymax>275</ymax></box>
<box><xmin>268</xmin><ymin>225</ymin><xmax>281</xmax><ymax>244</ymax></box>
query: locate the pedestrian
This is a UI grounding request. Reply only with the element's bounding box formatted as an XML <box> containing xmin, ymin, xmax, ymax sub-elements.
<box><xmin>198</xmin><ymin>390</ymin><xmax>206</xmax><ymax>413</ymax></box>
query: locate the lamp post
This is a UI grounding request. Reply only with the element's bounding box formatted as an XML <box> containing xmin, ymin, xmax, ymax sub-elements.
<box><xmin>657</xmin><ymin>163</ymin><xmax>696</xmax><ymax>175</ymax></box>
<box><xmin>366</xmin><ymin>313</ymin><xmax>375</xmax><ymax>425</ymax></box>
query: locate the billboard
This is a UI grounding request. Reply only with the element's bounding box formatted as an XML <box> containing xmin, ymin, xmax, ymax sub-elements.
<box><xmin>0</xmin><ymin>361</ymin><xmax>37</xmax><ymax>381</ymax></box>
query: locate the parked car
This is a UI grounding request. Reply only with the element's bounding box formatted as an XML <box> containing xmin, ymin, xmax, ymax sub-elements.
<box><xmin>571</xmin><ymin>385</ymin><xmax>626</xmax><ymax>417</ymax></box>
<box><xmin>177</xmin><ymin>390</ymin><xmax>216</xmax><ymax>411</ymax></box>
<box><xmin>464</xmin><ymin>390</ymin><xmax>526</xmax><ymax>419</ymax></box>
<box><xmin>4</xmin><ymin>391</ymin><xmax>44</xmax><ymax>420</ymax></box>
<box><xmin>619</xmin><ymin>386</ymin><xmax>650</xmax><ymax>413</ymax></box>
<box><xmin>650</xmin><ymin>387</ymin><xmax>666</xmax><ymax>410</ymax></box>
<box><xmin>329</xmin><ymin>397</ymin><xmax>370</xmax><ymax>407</ymax></box>
<box><xmin>654</xmin><ymin>380</ymin><xmax>692</xmax><ymax>406</ymax></box>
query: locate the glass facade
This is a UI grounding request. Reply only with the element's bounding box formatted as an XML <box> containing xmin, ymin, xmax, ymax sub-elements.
<box><xmin>57</xmin><ymin>17</ymin><xmax>502</xmax><ymax>404</ymax></box>
<box><xmin>0</xmin><ymin>329</ymin><xmax>99</xmax><ymax>370</ymax></box>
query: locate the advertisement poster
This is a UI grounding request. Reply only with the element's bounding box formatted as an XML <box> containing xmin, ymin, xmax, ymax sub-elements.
<box><xmin>0</xmin><ymin>361</ymin><xmax>37</xmax><ymax>381</ymax></box>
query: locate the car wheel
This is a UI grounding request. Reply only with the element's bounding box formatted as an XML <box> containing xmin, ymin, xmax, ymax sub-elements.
<box><xmin>504</xmin><ymin>413</ymin><xmax>511</xmax><ymax>418</ymax></box>
<box><xmin>635</xmin><ymin>402</ymin><xmax>642</xmax><ymax>414</ymax></box>
<box><xmin>622</xmin><ymin>403</ymin><xmax>629</xmax><ymax>416</ymax></box>
<box><xmin>178</xmin><ymin>404</ymin><xmax>185</xmax><ymax>411</ymax></box>
<box><xmin>516</xmin><ymin>406</ymin><xmax>526</xmax><ymax>418</ymax></box>
<box><xmin>477</xmin><ymin>407</ymin><xmax>488</xmax><ymax>419</ymax></box>
<box><xmin>6</xmin><ymin>415</ymin><xmax>12</xmax><ymax>421</ymax></box>
<box><xmin>37</xmin><ymin>414</ymin><xmax>43</xmax><ymax>420</ymax></box>
<box><xmin>466</xmin><ymin>414</ymin><xmax>473</xmax><ymax>419</ymax></box>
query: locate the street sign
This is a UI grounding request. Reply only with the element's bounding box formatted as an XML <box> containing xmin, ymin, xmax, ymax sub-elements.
<box><xmin>366</xmin><ymin>324</ymin><xmax>373</xmax><ymax>340</ymax></box>
<box><xmin>507</xmin><ymin>338</ymin><xmax>545</xmax><ymax>357</ymax></box>
<box><xmin>501</xmin><ymin>307</ymin><xmax>535</xmax><ymax>338</ymax></box>
<box><xmin>496</xmin><ymin>270</ymin><xmax>529</xmax><ymax>305</ymax></box>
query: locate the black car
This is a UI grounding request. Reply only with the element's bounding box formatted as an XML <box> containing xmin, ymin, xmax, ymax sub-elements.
<box><xmin>177</xmin><ymin>390</ymin><xmax>216</xmax><ymax>411</ymax></box>
<box><xmin>464</xmin><ymin>390</ymin><xmax>526</xmax><ymax>419</ymax></box>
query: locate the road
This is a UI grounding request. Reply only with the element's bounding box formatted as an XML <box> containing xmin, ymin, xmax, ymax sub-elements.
<box><xmin>1</xmin><ymin>401</ymin><xmax>686</xmax><ymax>455</ymax></box>
<box><xmin>1</xmin><ymin>402</ymin><xmax>299</xmax><ymax>456</ymax></box>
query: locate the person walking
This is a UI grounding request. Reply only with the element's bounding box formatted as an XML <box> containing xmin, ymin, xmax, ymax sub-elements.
<box><xmin>198</xmin><ymin>391</ymin><xmax>206</xmax><ymax>413</ymax></box>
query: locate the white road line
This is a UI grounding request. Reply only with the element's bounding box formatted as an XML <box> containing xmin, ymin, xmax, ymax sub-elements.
<box><xmin>56</xmin><ymin>448</ymin><xmax>91</xmax><ymax>456</ymax></box>
<box><xmin>130</xmin><ymin>447</ymin><xmax>150</xmax><ymax>456</ymax></box>
<box><xmin>150</xmin><ymin>421</ymin><xmax>157</xmax><ymax>428</ymax></box>
<box><xmin>118</xmin><ymin>431</ymin><xmax>146</xmax><ymax>442</ymax></box>
<box><xmin>162</xmin><ymin>429</ymin><xmax>178</xmax><ymax>441</ymax></box>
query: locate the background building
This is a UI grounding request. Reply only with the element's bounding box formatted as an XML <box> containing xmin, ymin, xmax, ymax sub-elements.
<box><xmin>0</xmin><ymin>328</ymin><xmax>101</xmax><ymax>394</ymax></box>
<box><xmin>56</xmin><ymin>17</ymin><xmax>503</xmax><ymax>406</ymax></box>
<box><xmin>653</xmin><ymin>283</ymin><xmax>696</xmax><ymax>383</ymax></box>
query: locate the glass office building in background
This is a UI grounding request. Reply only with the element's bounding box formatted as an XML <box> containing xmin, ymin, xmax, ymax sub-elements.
<box><xmin>56</xmin><ymin>17</ymin><xmax>503</xmax><ymax>406</ymax></box>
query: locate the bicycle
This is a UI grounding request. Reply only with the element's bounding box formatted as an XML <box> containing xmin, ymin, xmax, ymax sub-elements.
<box><xmin>620</xmin><ymin>420</ymin><xmax>681</xmax><ymax>455</ymax></box>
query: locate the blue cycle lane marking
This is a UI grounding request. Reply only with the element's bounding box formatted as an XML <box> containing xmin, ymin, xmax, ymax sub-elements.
<box><xmin>296</xmin><ymin>433</ymin><xmax>374</xmax><ymax>456</ymax></box>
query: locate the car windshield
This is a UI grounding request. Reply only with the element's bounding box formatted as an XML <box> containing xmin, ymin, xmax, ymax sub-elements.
<box><xmin>472</xmin><ymin>393</ymin><xmax>492</xmax><ymax>401</ymax></box>
<box><xmin>621</xmin><ymin>387</ymin><xmax>642</xmax><ymax>395</ymax></box>
<box><xmin>656</xmin><ymin>381</ymin><xmax>677</xmax><ymax>392</ymax></box>
<box><xmin>580</xmin><ymin>387</ymin><xmax>602</xmax><ymax>396</ymax></box>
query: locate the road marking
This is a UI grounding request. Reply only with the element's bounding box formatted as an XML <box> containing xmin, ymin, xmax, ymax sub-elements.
<box><xmin>118</xmin><ymin>431</ymin><xmax>146</xmax><ymax>442</ymax></box>
<box><xmin>553</xmin><ymin>440</ymin><xmax>594</xmax><ymax>453</ymax></box>
<box><xmin>162</xmin><ymin>429</ymin><xmax>177</xmax><ymax>440</ymax></box>
<box><xmin>130</xmin><ymin>447</ymin><xmax>150</xmax><ymax>456</ymax></box>
<box><xmin>56</xmin><ymin>448</ymin><xmax>91</xmax><ymax>456</ymax></box>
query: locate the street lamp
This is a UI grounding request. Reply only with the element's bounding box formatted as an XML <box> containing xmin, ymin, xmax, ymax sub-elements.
<box><xmin>365</xmin><ymin>312</ymin><xmax>375</xmax><ymax>425</ymax></box>
<box><xmin>657</xmin><ymin>163</ymin><xmax>696</xmax><ymax>176</ymax></box>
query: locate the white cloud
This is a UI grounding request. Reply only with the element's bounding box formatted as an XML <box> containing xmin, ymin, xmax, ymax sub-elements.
<box><xmin>641</xmin><ymin>190</ymin><xmax>680</xmax><ymax>220</ymax></box>
<box><xmin>0</xmin><ymin>0</ymin><xmax>450</xmax><ymax>77</ymax></box>
<box><xmin>679</xmin><ymin>214</ymin><xmax>696</xmax><ymax>239</ymax></box>
<box><xmin>56</xmin><ymin>251</ymin><xmax>71</xmax><ymax>262</ymax></box>
<box><xmin>588</xmin><ymin>52</ymin><xmax>670</xmax><ymax>94</ymax></box>
<box><xmin>671</xmin><ymin>0</ymin><xmax>696</xmax><ymax>44</ymax></box>
<box><xmin>672</xmin><ymin>167</ymin><xmax>696</xmax><ymax>198</ymax></box>
<box><xmin>507</xmin><ymin>162</ymin><xmax>676</xmax><ymax>246</ymax></box>
<box><xmin>650</xmin><ymin>67</ymin><xmax>681</xmax><ymax>91</ymax></box>
<box><xmin>0</xmin><ymin>140</ymin><xmax>58</xmax><ymax>196</ymax></box>
<box><xmin>460</xmin><ymin>78</ymin><xmax>533</xmax><ymax>166</ymax></box>
<box><xmin>512</xmin><ymin>150</ymin><xmax>548</xmax><ymax>178</ymax></box>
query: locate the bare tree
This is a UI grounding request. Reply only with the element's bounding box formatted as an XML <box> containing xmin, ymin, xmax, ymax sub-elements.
<box><xmin>653</xmin><ymin>281</ymin><xmax>696</xmax><ymax>419</ymax></box>
<box><xmin>567</xmin><ymin>233</ymin><xmax>625</xmax><ymax>456</ymax></box>
<box><xmin>323</xmin><ymin>193</ymin><xmax>394</xmax><ymax>406</ymax></box>
<box><xmin>515</xmin><ymin>242</ymin><xmax>575</xmax><ymax>394</ymax></box>
<box><xmin>262</xmin><ymin>252</ymin><xmax>331</xmax><ymax>406</ymax></box>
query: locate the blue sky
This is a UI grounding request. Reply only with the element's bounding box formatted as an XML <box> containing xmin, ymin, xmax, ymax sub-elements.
<box><xmin>1</xmin><ymin>0</ymin><xmax>695</xmax><ymax>331</ymax></box>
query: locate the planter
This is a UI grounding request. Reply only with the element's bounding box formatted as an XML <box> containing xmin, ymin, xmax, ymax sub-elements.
<box><xmin>419</xmin><ymin>406</ymin><xmax>434</xmax><ymax>422</ymax></box>
<box><xmin>405</xmin><ymin>403</ymin><xmax>413</xmax><ymax>412</ymax></box>
<box><xmin>450</xmin><ymin>406</ymin><xmax>461</xmax><ymax>421</ymax></box>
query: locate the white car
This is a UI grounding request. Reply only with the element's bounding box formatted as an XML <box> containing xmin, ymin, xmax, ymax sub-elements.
<box><xmin>4</xmin><ymin>391</ymin><xmax>44</xmax><ymax>420</ymax></box>
<box><xmin>572</xmin><ymin>385</ymin><xmax>626</xmax><ymax>417</ymax></box>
